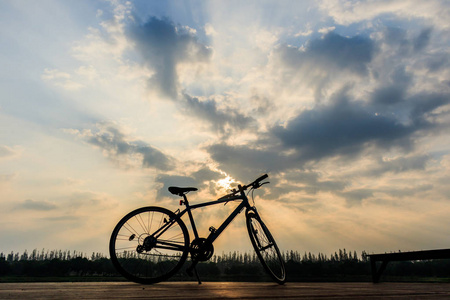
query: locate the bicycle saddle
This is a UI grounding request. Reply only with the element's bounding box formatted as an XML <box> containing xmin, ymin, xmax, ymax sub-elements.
<box><xmin>168</xmin><ymin>186</ymin><xmax>198</xmax><ymax>196</ymax></box>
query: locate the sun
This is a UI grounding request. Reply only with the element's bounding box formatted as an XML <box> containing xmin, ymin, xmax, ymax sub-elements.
<box><xmin>216</xmin><ymin>176</ymin><xmax>236</xmax><ymax>192</ymax></box>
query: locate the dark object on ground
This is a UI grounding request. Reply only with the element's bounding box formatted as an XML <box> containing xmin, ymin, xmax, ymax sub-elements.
<box><xmin>369</xmin><ymin>249</ymin><xmax>450</xmax><ymax>283</ymax></box>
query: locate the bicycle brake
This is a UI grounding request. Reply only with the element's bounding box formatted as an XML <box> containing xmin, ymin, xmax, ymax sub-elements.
<box><xmin>255</xmin><ymin>181</ymin><xmax>269</xmax><ymax>189</ymax></box>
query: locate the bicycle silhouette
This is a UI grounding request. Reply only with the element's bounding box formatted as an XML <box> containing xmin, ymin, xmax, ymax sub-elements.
<box><xmin>109</xmin><ymin>174</ymin><xmax>286</xmax><ymax>284</ymax></box>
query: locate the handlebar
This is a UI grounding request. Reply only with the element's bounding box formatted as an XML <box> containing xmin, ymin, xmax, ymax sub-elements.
<box><xmin>243</xmin><ymin>173</ymin><xmax>268</xmax><ymax>190</ymax></box>
<box><xmin>218</xmin><ymin>174</ymin><xmax>269</xmax><ymax>200</ymax></box>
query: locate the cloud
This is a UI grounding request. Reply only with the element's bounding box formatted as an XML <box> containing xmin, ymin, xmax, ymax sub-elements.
<box><xmin>370</xmin><ymin>66</ymin><xmax>412</xmax><ymax>105</ymax></box>
<box><xmin>318</xmin><ymin>26</ymin><xmax>336</xmax><ymax>34</ymax></box>
<box><xmin>127</xmin><ymin>16</ymin><xmax>212</xmax><ymax>99</ymax></box>
<box><xmin>182</xmin><ymin>93</ymin><xmax>256</xmax><ymax>135</ymax></box>
<box><xmin>204</xmin><ymin>23</ymin><xmax>217</xmax><ymax>36</ymax></box>
<box><xmin>380</xmin><ymin>27</ymin><xmax>434</xmax><ymax>56</ymax></box>
<box><xmin>424</xmin><ymin>52</ymin><xmax>450</xmax><ymax>73</ymax></box>
<box><xmin>367</xmin><ymin>154</ymin><xmax>431</xmax><ymax>177</ymax></box>
<box><xmin>276</xmin><ymin>32</ymin><xmax>376</xmax><ymax>77</ymax></box>
<box><xmin>16</xmin><ymin>199</ymin><xmax>58</xmax><ymax>211</ymax></box>
<box><xmin>337</xmin><ymin>188</ymin><xmax>374</xmax><ymax>205</ymax></box>
<box><xmin>273</xmin><ymin>31</ymin><xmax>376</xmax><ymax>100</ymax></box>
<box><xmin>207</xmin><ymin>83</ymin><xmax>449</xmax><ymax>181</ymax></box>
<box><xmin>294</xmin><ymin>29</ymin><xmax>313</xmax><ymax>37</ymax></box>
<box><xmin>413</xmin><ymin>27</ymin><xmax>433</xmax><ymax>52</ymax></box>
<box><xmin>262</xmin><ymin>170</ymin><xmax>347</xmax><ymax>201</ymax></box>
<box><xmin>206</xmin><ymin>143</ymin><xmax>292</xmax><ymax>180</ymax></box>
<box><xmin>69</xmin><ymin>122</ymin><xmax>174</xmax><ymax>171</ymax></box>
<box><xmin>320</xmin><ymin>0</ymin><xmax>450</xmax><ymax>29</ymax></box>
<box><xmin>271</xmin><ymin>89</ymin><xmax>415</xmax><ymax>162</ymax></box>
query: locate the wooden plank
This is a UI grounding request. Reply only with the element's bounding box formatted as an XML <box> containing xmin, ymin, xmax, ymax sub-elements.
<box><xmin>1</xmin><ymin>282</ymin><xmax>450</xmax><ymax>299</ymax></box>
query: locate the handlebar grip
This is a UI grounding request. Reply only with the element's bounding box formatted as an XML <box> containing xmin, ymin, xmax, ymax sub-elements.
<box><xmin>254</xmin><ymin>174</ymin><xmax>268</xmax><ymax>184</ymax></box>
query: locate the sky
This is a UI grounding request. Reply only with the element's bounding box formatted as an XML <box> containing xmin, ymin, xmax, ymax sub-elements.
<box><xmin>1</xmin><ymin>0</ymin><xmax>449</xmax><ymax>258</ymax></box>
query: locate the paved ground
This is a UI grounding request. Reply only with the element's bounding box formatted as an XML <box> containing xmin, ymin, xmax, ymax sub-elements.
<box><xmin>1</xmin><ymin>281</ymin><xmax>450</xmax><ymax>299</ymax></box>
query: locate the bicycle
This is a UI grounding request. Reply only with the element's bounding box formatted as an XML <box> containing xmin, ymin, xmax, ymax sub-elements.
<box><xmin>109</xmin><ymin>174</ymin><xmax>286</xmax><ymax>284</ymax></box>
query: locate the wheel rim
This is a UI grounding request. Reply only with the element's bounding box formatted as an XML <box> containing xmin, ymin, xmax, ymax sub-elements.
<box><xmin>248</xmin><ymin>214</ymin><xmax>285</xmax><ymax>282</ymax></box>
<box><xmin>110</xmin><ymin>207</ymin><xmax>188</xmax><ymax>283</ymax></box>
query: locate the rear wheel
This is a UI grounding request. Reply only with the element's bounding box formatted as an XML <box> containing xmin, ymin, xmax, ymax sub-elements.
<box><xmin>109</xmin><ymin>206</ymin><xmax>189</xmax><ymax>284</ymax></box>
<box><xmin>246</xmin><ymin>211</ymin><xmax>286</xmax><ymax>284</ymax></box>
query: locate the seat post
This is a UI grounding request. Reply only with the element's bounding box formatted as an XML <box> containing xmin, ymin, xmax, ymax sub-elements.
<box><xmin>182</xmin><ymin>194</ymin><xmax>189</xmax><ymax>205</ymax></box>
<box><xmin>183</xmin><ymin>194</ymin><xmax>199</xmax><ymax>240</ymax></box>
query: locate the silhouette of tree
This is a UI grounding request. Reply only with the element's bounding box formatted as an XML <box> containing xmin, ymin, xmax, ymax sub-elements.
<box><xmin>1</xmin><ymin>248</ymin><xmax>449</xmax><ymax>281</ymax></box>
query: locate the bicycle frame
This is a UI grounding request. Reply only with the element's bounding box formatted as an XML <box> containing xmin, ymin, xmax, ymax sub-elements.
<box><xmin>109</xmin><ymin>173</ymin><xmax>286</xmax><ymax>285</ymax></box>
<box><xmin>155</xmin><ymin>189</ymin><xmax>253</xmax><ymax>252</ymax></box>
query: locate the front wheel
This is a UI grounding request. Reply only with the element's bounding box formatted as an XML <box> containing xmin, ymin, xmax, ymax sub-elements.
<box><xmin>246</xmin><ymin>211</ymin><xmax>286</xmax><ymax>284</ymax></box>
<box><xmin>109</xmin><ymin>206</ymin><xmax>189</xmax><ymax>284</ymax></box>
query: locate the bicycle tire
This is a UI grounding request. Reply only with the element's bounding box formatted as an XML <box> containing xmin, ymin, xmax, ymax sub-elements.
<box><xmin>246</xmin><ymin>211</ymin><xmax>286</xmax><ymax>284</ymax></box>
<box><xmin>109</xmin><ymin>206</ymin><xmax>189</xmax><ymax>284</ymax></box>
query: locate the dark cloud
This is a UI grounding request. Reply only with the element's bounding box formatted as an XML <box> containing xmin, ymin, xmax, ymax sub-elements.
<box><xmin>413</xmin><ymin>28</ymin><xmax>433</xmax><ymax>52</ymax></box>
<box><xmin>367</xmin><ymin>155</ymin><xmax>430</xmax><ymax>177</ymax></box>
<box><xmin>191</xmin><ymin>166</ymin><xmax>223</xmax><ymax>183</ymax></box>
<box><xmin>371</xmin><ymin>67</ymin><xmax>412</xmax><ymax>105</ymax></box>
<box><xmin>206</xmin><ymin>143</ymin><xmax>296</xmax><ymax>180</ymax></box>
<box><xmin>82</xmin><ymin>123</ymin><xmax>174</xmax><ymax>171</ymax></box>
<box><xmin>262</xmin><ymin>170</ymin><xmax>347</xmax><ymax>201</ymax></box>
<box><xmin>183</xmin><ymin>93</ymin><xmax>256</xmax><ymax>134</ymax></box>
<box><xmin>381</xmin><ymin>26</ymin><xmax>433</xmax><ymax>55</ymax></box>
<box><xmin>425</xmin><ymin>53</ymin><xmax>449</xmax><ymax>72</ymax></box>
<box><xmin>383</xmin><ymin>26</ymin><xmax>408</xmax><ymax>47</ymax></box>
<box><xmin>128</xmin><ymin>17</ymin><xmax>212</xmax><ymax>99</ymax></box>
<box><xmin>274</xmin><ymin>32</ymin><xmax>376</xmax><ymax>101</ymax></box>
<box><xmin>383</xmin><ymin>184</ymin><xmax>433</xmax><ymax>198</ymax></box>
<box><xmin>337</xmin><ymin>189</ymin><xmax>374</xmax><ymax>205</ymax></box>
<box><xmin>250</xmin><ymin>93</ymin><xmax>272</xmax><ymax>115</ymax></box>
<box><xmin>271</xmin><ymin>89</ymin><xmax>414</xmax><ymax>162</ymax></box>
<box><xmin>307</xmin><ymin>32</ymin><xmax>375</xmax><ymax>74</ymax></box>
<box><xmin>284</xmin><ymin>171</ymin><xmax>346</xmax><ymax>195</ymax></box>
<box><xmin>409</xmin><ymin>92</ymin><xmax>450</xmax><ymax>123</ymax></box>
<box><xmin>277</xmin><ymin>32</ymin><xmax>376</xmax><ymax>76</ymax></box>
<box><xmin>207</xmin><ymin>85</ymin><xmax>448</xmax><ymax>182</ymax></box>
<box><xmin>338</xmin><ymin>183</ymin><xmax>434</xmax><ymax>206</ymax></box>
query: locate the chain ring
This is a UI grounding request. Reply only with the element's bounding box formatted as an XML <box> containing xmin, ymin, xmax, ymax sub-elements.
<box><xmin>190</xmin><ymin>238</ymin><xmax>214</xmax><ymax>261</ymax></box>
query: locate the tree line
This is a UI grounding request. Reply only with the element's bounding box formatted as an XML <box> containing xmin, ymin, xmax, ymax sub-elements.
<box><xmin>1</xmin><ymin>248</ymin><xmax>449</xmax><ymax>281</ymax></box>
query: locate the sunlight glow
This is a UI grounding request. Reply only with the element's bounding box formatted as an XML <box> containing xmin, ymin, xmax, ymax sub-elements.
<box><xmin>216</xmin><ymin>176</ymin><xmax>236</xmax><ymax>192</ymax></box>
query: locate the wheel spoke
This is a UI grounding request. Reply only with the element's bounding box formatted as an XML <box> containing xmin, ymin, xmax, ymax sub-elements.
<box><xmin>247</xmin><ymin>213</ymin><xmax>285</xmax><ymax>284</ymax></box>
<box><xmin>110</xmin><ymin>207</ymin><xmax>189</xmax><ymax>284</ymax></box>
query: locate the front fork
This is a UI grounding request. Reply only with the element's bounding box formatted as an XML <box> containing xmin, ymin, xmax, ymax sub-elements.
<box><xmin>245</xmin><ymin>207</ymin><xmax>263</xmax><ymax>248</ymax></box>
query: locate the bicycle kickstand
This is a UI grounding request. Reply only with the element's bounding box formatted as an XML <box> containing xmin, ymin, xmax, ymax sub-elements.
<box><xmin>187</xmin><ymin>262</ymin><xmax>202</xmax><ymax>285</ymax></box>
<box><xmin>193</xmin><ymin>266</ymin><xmax>202</xmax><ymax>285</ymax></box>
